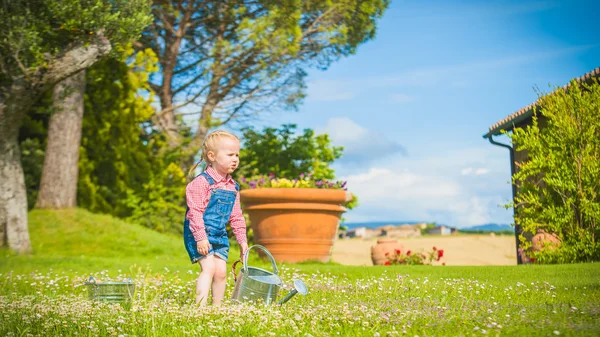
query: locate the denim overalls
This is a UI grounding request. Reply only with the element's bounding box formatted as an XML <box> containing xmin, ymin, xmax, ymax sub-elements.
<box><xmin>183</xmin><ymin>171</ymin><xmax>239</xmax><ymax>263</ymax></box>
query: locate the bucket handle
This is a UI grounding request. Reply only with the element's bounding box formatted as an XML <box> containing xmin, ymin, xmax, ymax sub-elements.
<box><xmin>244</xmin><ymin>244</ymin><xmax>279</xmax><ymax>275</ymax></box>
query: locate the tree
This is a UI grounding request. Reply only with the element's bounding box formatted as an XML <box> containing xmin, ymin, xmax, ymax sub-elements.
<box><xmin>506</xmin><ymin>79</ymin><xmax>600</xmax><ymax>263</ymax></box>
<box><xmin>0</xmin><ymin>0</ymin><xmax>152</xmax><ymax>253</ymax></box>
<box><xmin>235</xmin><ymin>124</ymin><xmax>343</xmax><ymax>180</ymax></box>
<box><xmin>20</xmin><ymin>48</ymin><xmax>188</xmax><ymax>234</ymax></box>
<box><xmin>35</xmin><ymin>71</ymin><xmax>86</xmax><ymax>208</ymax></box>
<box><xmin>79</xmin><ymin>49</ymin><xmax>188</xmax><ymax>234</ymax></box>
<box><xmin>138</xmin><ymin>0</ymin><xmax>389</xmax><ymax>156</ymax></box>
<box><xmin>77</xmin><ymin>49</ymin><xmax>159</xmax><ymax>217</ymax></box>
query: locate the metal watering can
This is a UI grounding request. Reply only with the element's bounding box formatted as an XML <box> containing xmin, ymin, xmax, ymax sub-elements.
<box><xmin>231</xmin><ymin>245</ymin><xmax>308</xmax><ymax>305</ymax></box>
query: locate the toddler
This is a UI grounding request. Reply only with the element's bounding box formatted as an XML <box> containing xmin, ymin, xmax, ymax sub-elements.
<box><xmin>183</xmin><ymin>130</ymin><xmax>248</xmax><ymax>305</ymax></box>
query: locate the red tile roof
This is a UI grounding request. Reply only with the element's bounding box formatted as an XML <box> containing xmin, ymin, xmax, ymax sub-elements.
<box><xmin>483</xmin><ymin>67</ymin><xmax>600</xmax><ymax>138</ymax></box>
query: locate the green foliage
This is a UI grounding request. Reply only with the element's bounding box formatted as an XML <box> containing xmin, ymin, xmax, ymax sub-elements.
<box><xmin>19</xmin><ymin>48</ymin><xmax>189</xmax><ymax>234</ymax></box>
<box><xmin>19</xmin><ymin>138</ymin><xmax>45</xmax><ymax>208</ymax></box>
<box><xmin>77</xmin><ymin>49</ymin><xmax>157</xmax><ymax>217</ymax></box>
<box><xmin>78</xmin><ymin>49</ymin><xmax>188</xmax><ymax>235</ymax></box>
<box><xmin>345</xmin><ymin>192</ymin><xmax>359</xmax><ymax>210</ymax></box>
<box><xmin>139</xmin><ymin>0</ymin><xmax>389</xmax><ymax>151</ymax></box>
<box><xmin>421</xmin><ymin>222</ymin><xmax>437</xmax><ymax>235</ymax></box>
<box><xmin>505</xmin><ymin>79</ymin><xmax>600</xmax><ymax>263</ymax></box>
<box><xmin>236</xmin><ymin>124</ymin><xmax>343</xmax><ymax>180</ymax></box>
<box><xmin>124</xmin><ymin>162</ymin><xmax>187</xmax><ymax>233</ymax></box>
<box><xmin>0</xmin><ymin>0</ymin><xmax>152</xmax><ymax>84</ymax></box>
<box><xmin>235</xmin><ymin>123</ymin><xmax>358</xmax><ymax>214</ymax></box>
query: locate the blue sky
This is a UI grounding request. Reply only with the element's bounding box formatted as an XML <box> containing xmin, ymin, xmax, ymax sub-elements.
<box><xmin>246</xmin><ymin>0</ymin><xmax>599</xmax><ymax>227</ymax></box>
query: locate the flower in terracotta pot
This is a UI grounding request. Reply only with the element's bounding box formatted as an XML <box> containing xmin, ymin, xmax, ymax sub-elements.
<box><xmin>238</xmin><ymin>173</ymin><xmax>356</xmax><ymax>263</ymax></box>
<box><xmin>384</xmin><ymin>246</ymin><xmax>445</xmax><ymax>266</ymax></box>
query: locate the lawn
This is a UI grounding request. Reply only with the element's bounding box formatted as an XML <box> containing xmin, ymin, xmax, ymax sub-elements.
<box><xmin>1</xmin><ymin>209</ymin><xmax>599</xmax><ymax>336</ymax></box>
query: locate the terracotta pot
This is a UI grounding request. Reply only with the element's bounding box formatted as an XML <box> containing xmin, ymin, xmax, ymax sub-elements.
<box><xmin>240</xmin><ymin>188</ymin><xmax>349</xmax><ymax>263</ymax></box>
<box><xmin>371</xmin><ymin>238</ymin><xmax>405</xmax><ymax>266</ymax></box>
<box><xmin>531</xmin><ymin>230</ymin><xmax>561</xmax><ymax>251</ymax></box>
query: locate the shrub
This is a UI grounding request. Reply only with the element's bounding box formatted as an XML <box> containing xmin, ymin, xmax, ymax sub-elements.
<box><xmin>505</xmin><ymin>79</ymin><xmax>600</xmax><ymax>263</ymax></box>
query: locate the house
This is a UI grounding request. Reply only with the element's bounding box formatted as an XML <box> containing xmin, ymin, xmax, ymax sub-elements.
<box><xmin>428</xmin><ymin>225</ymin><xmax>452</xmax><ymax>236</ymax></box>
<box><xmin>482</xmin><ymin>67</ymin><xmax>600</xmax><ymax>264</ymax></box>
<box><xmin>340</xmin><ymin>226</ymin><xmax>366</xmax><ymax>238</ymax></box>
<box><xmin>340</xmin><ymin>226</ymin><xmax>381</xmax><ymax>239</ymax></box>
<box><xmin>377</xmin><ymin>224</ymin><xmax>421</xmax><ymax>238</ymax></box>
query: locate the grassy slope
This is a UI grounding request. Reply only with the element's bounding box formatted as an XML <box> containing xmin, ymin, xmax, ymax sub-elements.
<box><xmin>1</xmin><ymin>209</ymin><xmax>254</xmax><ymax>274</ymax></box>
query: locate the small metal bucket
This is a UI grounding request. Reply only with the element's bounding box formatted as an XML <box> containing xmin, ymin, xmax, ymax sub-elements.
<box><xmin>231</xmin><ymin>245</ymin><xmax>282</xmax><ymax>304</ymax></box>
<box><xmin>85</xmin><ymin>276</ymin><xmax>135</xmax><ymax>306</ymax></box>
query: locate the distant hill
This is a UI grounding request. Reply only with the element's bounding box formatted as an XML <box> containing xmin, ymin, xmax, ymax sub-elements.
<box><xmin>342</xmin><ymin>221</ymin><xmax>426</xmax><ymax>230</ymax></box>
<box><xmin>460</xmin><ymin>223</ymin><xmax>514</xmax><ymax>232</ymax></box>
<box><xmin>342</xmin><ymin>221</ymin><xmax>514</xmax><ymax>232</ymax></box>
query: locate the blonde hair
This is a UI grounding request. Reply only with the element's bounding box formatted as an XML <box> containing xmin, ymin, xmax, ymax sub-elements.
<box><xmin>188</xmin><ymin>130</ymin><xmax>240</xmax><ymax>178</ymax></box>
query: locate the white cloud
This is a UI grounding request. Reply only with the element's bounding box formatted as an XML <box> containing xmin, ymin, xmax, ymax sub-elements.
<box><xmin>341</xmin><ymin>166</ymin><xmax>510</xmax><ymax>227</ymax></box>
<box><xmin>343</xmin><ymin>167</ymin><xmax>460</xmax><ymax>201</ymax></box>
<box><xmin>317</xmin><ymin>117</ymin><xmax>406</xmax><ymax>163</ymax></box>
<box><xmin>319</xmin><ymin>117</ymin><xmax>367</xmax><ymax>143</ymax></box>
<box><xmin>475</xmin><ymin>168</ymin><xmax>489</xmax><ymax>175</ymax></box>
<box><xmin>461</xmin><ymin>167</ymin><xmax>490</xmax><ymax>176</ymax></box>
<box><xmin>336</xmin><ymin>146</ymin><xmax>514</xmax><ymax>227</ymax></box>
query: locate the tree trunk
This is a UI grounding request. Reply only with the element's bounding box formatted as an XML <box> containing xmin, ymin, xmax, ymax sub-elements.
<box><xmin>0</xmin><ymin>85</ymin><xmax>33</xmax><ymax>253</ymax></box>
<box><xmin>36</xmin><ymin>71</ymin><xmax>86</xmax><ymax>208</ymax></box>
<box><xmin>0</xmin><ymin>36</ymin><xmax>110</xmax><ymax>254</ymax></box>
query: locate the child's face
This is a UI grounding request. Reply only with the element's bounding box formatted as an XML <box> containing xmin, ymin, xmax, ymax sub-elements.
<box><xmin>209</xmin><ymin>137</ymin><xmax>240</xmax><ymax>175</ymax></box>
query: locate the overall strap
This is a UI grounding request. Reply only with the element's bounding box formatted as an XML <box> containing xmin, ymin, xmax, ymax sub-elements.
<box><xmin>234</xmin><ymin>181</ymin><xmax>240</xmax><ymax>191</ymax></box>
<box><xmin>200</xmin><ymin>171</ymin><xmax>215</xmax><ymax>185</ymax></box>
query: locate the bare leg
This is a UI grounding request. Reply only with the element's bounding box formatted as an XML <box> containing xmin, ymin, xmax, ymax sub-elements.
<box><xmin>211</xmin><ymin>256</ymin><xmax>228</xmax><ymax>305</ymax></box>
<box><xmin>196</xmin><ymin>256</ymin><xmax>216</xmax><ymax>305</ymax></box>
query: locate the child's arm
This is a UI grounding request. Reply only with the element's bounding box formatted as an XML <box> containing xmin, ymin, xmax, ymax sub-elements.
<box><xmin>185</xmin><ymin>177</ymin><xmax>210</xmax><ymax>244</ymax></box>
<box><xmin>229</xmin><ymin>192</ymin><xmax>248</xmax><ymax>258</ymax></box>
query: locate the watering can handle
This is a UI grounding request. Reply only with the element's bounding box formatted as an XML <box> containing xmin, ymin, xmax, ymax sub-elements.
<box><xmin>231</xmin><ymin>260</ymin><xmax>242</xmax><ymax>280</ymax></box>
<box><xmin>244</xmin><ymin>244</ymin><xmax>279</xmax><ymax>275</ymax></box>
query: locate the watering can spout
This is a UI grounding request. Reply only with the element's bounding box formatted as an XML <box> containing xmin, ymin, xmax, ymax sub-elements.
<box><xmin>278</xmin><ymin>279</ymin><xmax>309</xmax><ymax>305</ymax></box>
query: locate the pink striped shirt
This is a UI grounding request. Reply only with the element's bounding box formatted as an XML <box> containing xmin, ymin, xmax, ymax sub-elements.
<box><xmin>185</xmin><ymin>166</ymin><xmax>247</xmax><ymax>245</ymax></box>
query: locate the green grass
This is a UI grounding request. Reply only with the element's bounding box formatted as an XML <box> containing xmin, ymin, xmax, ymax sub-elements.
<box><xmin>1</xmin><ymin>209</ymin><xmax>263</xmax><ymax>274</ymax></box>
<box><xmin>1</xmin><ymin>209</ymin><xmax>599</xmax><ymax>336</ymax></box>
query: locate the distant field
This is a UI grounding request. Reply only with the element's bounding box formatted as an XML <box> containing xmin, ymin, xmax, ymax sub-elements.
<box><xmin>332</xmin><ymin>234</ymin><xmax>517</xmax><ymax>266</ymax></box>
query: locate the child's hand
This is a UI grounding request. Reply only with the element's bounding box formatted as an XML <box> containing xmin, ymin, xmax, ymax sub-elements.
<box><xmin>240</xmin><ymin>242</ymin><xmax>249</xmax><ymax>260</ymax></box>
<box><xmin>197</xmin><ymin>240</ymin><xmax>210</xmax><ymax>255</ymax></box>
